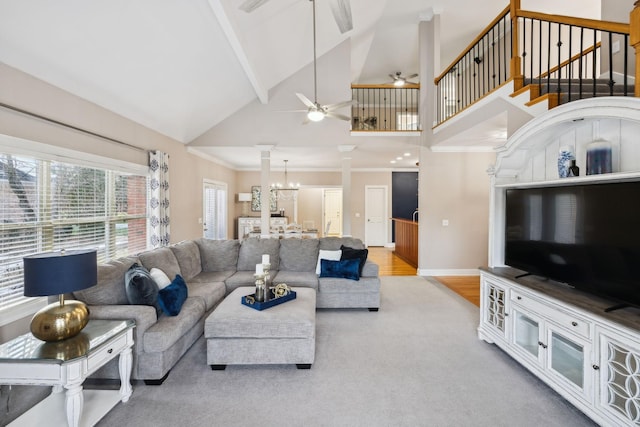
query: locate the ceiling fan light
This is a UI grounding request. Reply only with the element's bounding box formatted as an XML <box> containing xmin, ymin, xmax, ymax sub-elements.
<box><xmin>307</xmin><ymin>110</ymin><xmax>325</xmax><ymax>122</ymax></box>
<box><xmin>393</xmin><ymin>79</ymin><xmax>405</xmax><ymax>87</ymax></box>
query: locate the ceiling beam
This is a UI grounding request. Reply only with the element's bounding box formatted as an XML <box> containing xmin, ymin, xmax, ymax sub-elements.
<box><xmin>207</xmin><ymin>0</ymin><xmax>269</xmax><ymax>104</ymax></box>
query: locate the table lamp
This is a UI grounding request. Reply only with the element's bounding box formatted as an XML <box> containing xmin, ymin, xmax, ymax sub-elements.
<box><xmin>238</xmin><ymin>192</ymin><xmax>252</xmax><ymax>216</ymax></box>
<box><xmin>23</xmin><ymin>249</ymin><xmax>97</xmax><ymax>342</ymax></box>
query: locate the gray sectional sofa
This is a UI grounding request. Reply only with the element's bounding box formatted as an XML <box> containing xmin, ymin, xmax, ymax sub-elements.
<box><xmin>71</xmin><ymin>236</ymin><xmax>380</xmax><ymax>385</ymax></box>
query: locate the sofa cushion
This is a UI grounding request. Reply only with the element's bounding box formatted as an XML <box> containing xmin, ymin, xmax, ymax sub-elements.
<box><xmin>320</xmin><ymin>259</ymin><xmax>360</xmax><ymax>281</ymax></box>
<box><xmin>190</xmin><ymin>270</ymin><xmax>236</xmax><ymax>283</ymax></box>
<box><xmin>124</xmin><ymin>263</ymin><xmax>160</xmax><ymax>312</ymax></box>
<box><xmin>143</xmin><ymin>297</ymin><xmax>205</xmax><ymax>353</ymax></box>
<box><xmin>272</xmin><ymin>271</ymin><xmax>319</xmax><ymax>290</ymax></box>
<box><xmin>340</xmin><ymin>245</ymin><xmax>369</xmax><ymax>276</ymax></box>
<box><xmin>237</xmin><ymin>238</ymin><xmax>280</xmax><ymax>271</ymax></box>
<box><xmin>319</xmin><ymin>237</ymin><xmax>365</xmax><ymax>251</ymax></box>
<box><xmin>74</xmin><ymin>256</ymin><xmax>138</xmax><ymax>305</ymax></box>
<box><xmin>196</xmin><ymin>238</ymin><xmax>240</xmax><ymax>272</ymax></box>
<box><xmin>185</xmin><ymin>280</ymin><xmax>226</xmax><ymax>311</ymax></box>
<box><xmin>157</xmin><ymin>274</ymin><xmax>188</xmax><ymax>316</ymax></box>
<box><xmin>150</xmin><ymin>268</ymin><xmax>171</xmax><ymax>289</ymax></box>
<box><xmin>315</xmin><ymin>249</ymin><xmax>342</xmax><ymax>274</ymax></box>
<box><xmin>224</xmin><ymin>271</ymin><xmax>259</xmax><ymax>294</ymax></box>
<box><xmin>170</xmin><ymin>240</ymin><xmax>202</xmax><ymax>281</ymax></box>
<box><xmin>279</xmin><ymin>239</ymin><xmax>319</xmax><ymax>272</ymax></box>
<box><xmin>139</xmin><ymin>247</ymin><xmax>181</xmax><ymax>281</ymax></box>
<box><xmin>318</xmin><ymin>276</ymin><xmax>381</xmax><ymax>293</ymax></box>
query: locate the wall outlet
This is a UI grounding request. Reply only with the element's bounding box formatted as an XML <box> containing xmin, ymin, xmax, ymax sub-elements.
<box><xmin>442</xmin><ymin>219</ymin><xmax>449</xmax><ymax>226</ymax></box>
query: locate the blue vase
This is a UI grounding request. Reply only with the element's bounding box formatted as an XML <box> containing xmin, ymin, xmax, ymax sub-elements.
<box><xmin>586</xmin><ymin>139</ymin><xmax>612</xmax><ymax>175</ymax></box>
<box><xmin>557</xmin><ymin>147</ymin><xmax>575</xmax><ymax>178</ymax></box>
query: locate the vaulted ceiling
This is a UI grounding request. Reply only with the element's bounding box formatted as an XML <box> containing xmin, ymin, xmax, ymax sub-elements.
<box><xmin>0</xmin><ymin>0</ymin><xmax>600</xmax><ymax>170</ymax></box>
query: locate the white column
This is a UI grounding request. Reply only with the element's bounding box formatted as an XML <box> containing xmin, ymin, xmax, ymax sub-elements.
<box><xmin>418</xmin><ymin>12</ymin><xmax>439</xmax><ymax>274</ymax></box>
<box><xmin>339</xmin><ymin>145</ymin><xmax>355</xmax><ymax>237</ymax></box>
<box><xmin>257</xmin><ymin>145</ymin><xmax>273</xmax><ymax>238</ymax></box>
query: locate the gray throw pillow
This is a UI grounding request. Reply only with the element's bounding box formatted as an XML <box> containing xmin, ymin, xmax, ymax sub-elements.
<box><xmin>124</xmin><ymin>263</ymin><xmax>160</xmax><ymax>314</ymax></box>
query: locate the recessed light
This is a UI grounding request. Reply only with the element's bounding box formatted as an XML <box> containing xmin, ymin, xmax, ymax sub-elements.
<box><xmin>396</xmin><ymin>157</ymin><xmax>402</xmax><ymax>160</ymax></box>
<box><xmin>390</xmin><ymin>160</ymin><xmax>396</xmax><ymax>164</ymax></box>
<box><xmin>404</xmin><ymin>152</ymin><xmax>410</xmax><ymax>156</ymax></box>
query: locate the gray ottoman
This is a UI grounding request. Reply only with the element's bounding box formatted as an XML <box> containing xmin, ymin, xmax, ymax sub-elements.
<box><xmin>204</xmin><ymin>287</ymin><xmax>316</xmax><ymax>369</ymax></box>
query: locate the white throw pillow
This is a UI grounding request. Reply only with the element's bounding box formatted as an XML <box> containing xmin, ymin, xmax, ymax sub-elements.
<box><xmin>150</xmin><ymin>267</ymin><xmax>172</xmax><ymax>290</ymax></box>
<box><xmin>315</xmin><ymin>249</ymin><xmax>342</xmax><ymax>275</ymax></box>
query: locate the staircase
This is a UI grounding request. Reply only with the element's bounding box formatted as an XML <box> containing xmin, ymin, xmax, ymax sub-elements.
<box><xmin>521</xmin><ymin>78</ymin><xmax>635</xmax><ymax>109</ymax></box>
<box><xmin>434</xmin><ymin>1</ymin><xmax>637</xmax><ymax>127</ymax></box>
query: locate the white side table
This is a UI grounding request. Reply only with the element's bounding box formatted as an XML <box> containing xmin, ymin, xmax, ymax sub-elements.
<box><xmin>0</xmin><ymin>319</ymin><xmax>135</xmax><ymax>427</ymax></box>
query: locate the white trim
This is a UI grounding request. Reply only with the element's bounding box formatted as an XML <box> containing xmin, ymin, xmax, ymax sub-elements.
<box><xmin>0</xmin><ymin>133</ymin><xmax>148</xmax><ymax>175</ymax></box>
<box><xmin>430</xmin><ymin>145</ymin><xmax>496</xmax><ymax>153</ymax></box>
<box><xmin>384</xmin><ymin>242</ymin><xmax>395</xmax><ymax>248</ymax></box>
<box><xmin>0</xmin><ymin>297</ymin><xmax>47</xmax><ymax>328</ymax></box>
<box><xmin>419</xmin><ymin>268</ymin><xmax>480</xmax><ymax>276</ymax></box>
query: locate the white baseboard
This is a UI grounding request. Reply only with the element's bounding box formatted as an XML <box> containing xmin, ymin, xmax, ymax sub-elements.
<box><xmin>418</xmin><ymin>268</ymin><xmax>480</xmax><ymax>276</ymax></box>
<box><xmin>384</xmin><ymin>243</ymin><xmax>395</xmax><ymax>248</ymax></box>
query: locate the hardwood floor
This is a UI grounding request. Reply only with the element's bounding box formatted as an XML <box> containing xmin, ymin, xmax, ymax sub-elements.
<box><xmin>367</xmin><ymin>247</ymin><xmax>416</xmax><ymax>276</ymax></box>
<box><xmin>433</xmin><ymin>276</ymin><xmax>480</xmax><ymax>307</ymax></box>
<box><xmin>367</xmin><ymin>247</ymin><xmax>480</xmax><ymax>307</ymax></box>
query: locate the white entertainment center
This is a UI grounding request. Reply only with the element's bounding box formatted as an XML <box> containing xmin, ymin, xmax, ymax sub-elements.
<box><xmin>478</xmin><ymin>98</ymin><xmax>640</xmax><ymax>426</ymax></box>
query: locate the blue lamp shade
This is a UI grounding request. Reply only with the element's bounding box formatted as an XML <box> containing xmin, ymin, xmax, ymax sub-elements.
<box><xmin>24</xmin><ymin>249</ymin><xmax>97</xmax><ymax>297</ymax></box>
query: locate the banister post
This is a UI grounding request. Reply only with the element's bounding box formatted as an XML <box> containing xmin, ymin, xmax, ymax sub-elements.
<box><xmin>631</xmin><ymin>1</ymin><xmax>640</xmax><ymax>97</ymax></box>
<box><xmin>510</xmin><ymin>0</ymin><xmax>523</xmax><ymax>91</ymax></box>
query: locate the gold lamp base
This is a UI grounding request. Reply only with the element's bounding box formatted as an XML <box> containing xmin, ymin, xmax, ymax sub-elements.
<box><xmin>30</xmin><ymin>296</ymin><xmax>90</xmax><ymax>342</ymax></box>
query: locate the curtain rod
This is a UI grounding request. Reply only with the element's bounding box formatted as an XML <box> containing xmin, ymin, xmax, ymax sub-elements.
<box><xmin>0</xmin><ymin>101</ymin><xmax>147</xmax><ymax>153</ymax></box>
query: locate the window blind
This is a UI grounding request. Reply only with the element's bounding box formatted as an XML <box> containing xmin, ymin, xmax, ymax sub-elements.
<box><xmin>0</xmin><ymin>153</ymin><xmax>149</xmax><ymax>311</ymax></box>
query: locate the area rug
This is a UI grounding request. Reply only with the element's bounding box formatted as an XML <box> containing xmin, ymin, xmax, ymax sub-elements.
<box><xmin>97</xmin><ymin>276</ymin><xmax>595</xmax><ymax>427</ymax></box>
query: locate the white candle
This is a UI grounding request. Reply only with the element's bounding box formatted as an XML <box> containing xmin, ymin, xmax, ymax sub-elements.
<box><xmin>262</xmin><ymin>254</ymin><xmax>270</xmax><ymax>264</ymax></box>
<box><xmin>256</xmin><ymin>263</ymin><xmax>264</xmax><ymax>274</ymax></box>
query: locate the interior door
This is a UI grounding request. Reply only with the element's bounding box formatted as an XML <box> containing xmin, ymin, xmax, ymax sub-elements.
<box><xmin>365</xmin><ymin>185</ymin><xmax>387</xmax><ymax>246</ymax></box>
<box><xmin>203</xmin><ymin>180</ymin><xmax>227</xmax><ymax>239</ymax></box>
<box><xmin>323</xmin><ymin>189</ymin><xmax>342</xmax><ymax>236</ymax></box>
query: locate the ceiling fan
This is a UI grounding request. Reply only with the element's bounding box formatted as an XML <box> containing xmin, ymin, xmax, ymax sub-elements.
<box><xmin>389</xmin><ymin>71</ymin><xmax>419</xmax><ymax>87</ymax></box>
<box><xmin>239</xmin><ymin>0</ymin><xmax>353</xmax><ymax>34</ymax></box>
<box><xmin>290</xmin><ymin>0</ymin><xmax>354</xmax><ymax>123</ymax></box>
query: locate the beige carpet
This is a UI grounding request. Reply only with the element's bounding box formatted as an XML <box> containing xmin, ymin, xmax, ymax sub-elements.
<box><xmin>96</xmin><ymin>276</ymin><xmax>595</xmax><ymax>427</ymax></box>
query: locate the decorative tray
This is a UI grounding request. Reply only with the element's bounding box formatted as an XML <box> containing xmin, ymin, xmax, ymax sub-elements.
<box><xmin>241</xmin><ymin>290</ymin><xmax>297</xmax><ymax>311</ymax></box>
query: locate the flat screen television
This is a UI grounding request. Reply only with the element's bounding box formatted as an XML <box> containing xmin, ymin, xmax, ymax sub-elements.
<box><xmin>504</xmin><ymin>180</ymin><xmax>640</xmax><ymax>310</ymax></box>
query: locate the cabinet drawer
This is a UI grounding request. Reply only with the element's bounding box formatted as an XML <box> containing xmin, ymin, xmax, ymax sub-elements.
<box><xmin>511</xmin><ymin>290</ymin><xmax>590</xmax><ymax>339</ymax></box>
<box><xmin>87</xmin><ymin>333</ymin><xmax>129</xmax><ymax>372</ymax></box>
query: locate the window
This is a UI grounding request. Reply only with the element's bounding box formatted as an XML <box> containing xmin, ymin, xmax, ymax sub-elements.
<box><xmin>0</xmin><ymin>153</ymin><xmax>148</xmax><ymax>312</ymax></box>
<box><xmin>203</xmin><ymin>180</ymin><xmax>227</xmax><ymax>239</ymax></box>
<box><xmin>396</xmin><ymin>112</ymin><xmax>419</xmax><ymax>130</ymax></box>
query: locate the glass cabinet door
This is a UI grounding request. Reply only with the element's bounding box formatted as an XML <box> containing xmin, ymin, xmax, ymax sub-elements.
<box><xmin>513</xmin><ymin>308</ymin><xmax>540</xmax><ymax>360</ymax></box>
<box><xmin>548</xmin><ymin>330</ymin><xmax>585</xmax><ymax>389</ymax></box>
<box><xmin>486</xmin><ymin>283</ymin><xmax>506</xmax><ymax>333</ymax></box>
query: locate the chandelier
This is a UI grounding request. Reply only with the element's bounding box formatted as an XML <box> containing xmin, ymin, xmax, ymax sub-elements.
<box><xmin>271</xmin><ymin>160</ymin><xmax>300</xmax><ymax>201</ymax></box>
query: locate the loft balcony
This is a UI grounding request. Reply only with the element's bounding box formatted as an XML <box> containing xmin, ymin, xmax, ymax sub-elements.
<box><xmin>350</xmin><ymin>84</ymin><xmax>421</xmax><ymax>136</ymax></box>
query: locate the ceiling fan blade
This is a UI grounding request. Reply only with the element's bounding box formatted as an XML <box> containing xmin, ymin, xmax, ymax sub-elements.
<box><xmin>329</xmin><ymin>0</ymin><xmax>353</xmax><ymax>34</ymax></box>
<box><xmin>296</xmin><ymin>93</ymin><xmax>315</xmax><ymax>108</ymax></box>
<box><xmin>239</xmin><ymin>0</ymin><xmax>270</xmax><ymax>13</ymax></box>
<box><xmin>326</xmin><ymin>112</ymin><xmax>351</xmax><ymax>121</ymax></box>
<box><xmin>389</xmin><ymin>74</ymin><xmax>398</xmax><ymax>80</ymax></box>
<box><xmin>325</xmin><ymin>99</ymin><xmax>355</xmax><ymax>112</ymax></box>
<box><xmin>407</xmin><ymin>73</ymin><xmax>419</xmax><ymax>79</ymax></box>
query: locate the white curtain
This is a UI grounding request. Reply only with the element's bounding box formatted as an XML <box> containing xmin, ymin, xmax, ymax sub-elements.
<box><xmin>149</xmin><ymin>151</ymin><xmax>170</xmax><ymax>247</ymax></box>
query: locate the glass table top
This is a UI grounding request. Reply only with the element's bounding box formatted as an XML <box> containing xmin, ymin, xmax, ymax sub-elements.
<box><xmin>0</xmin><ymin>319</ymin><xmax>134</xmax><ymax>363</ymax></box>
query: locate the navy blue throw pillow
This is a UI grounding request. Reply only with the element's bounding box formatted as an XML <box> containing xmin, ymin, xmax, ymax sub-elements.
<box><xmin>158</xmin><ymin>274</ymin><xmax>188</xmax><ymax>316</ymax></box>
<box><xmin>125</xmin><ymin>263</ymin><xmax>160</xmax><ymax>314</ymax></box>
<box><xmin>320</xmin><ymin>258</ymin><xmax>360</xmax><ymax>281</ymax></box>
<box><xmin>340</xmin><ymin>245</ymin><xmax>368</xmax><ymax>276</ymax></box>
